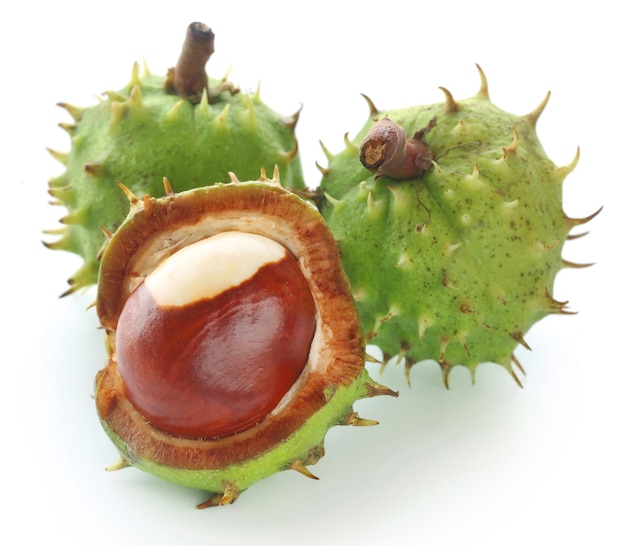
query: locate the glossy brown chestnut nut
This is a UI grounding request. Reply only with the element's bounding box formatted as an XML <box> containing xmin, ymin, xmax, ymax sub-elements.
<box><xmin>116</xmin><ymin>231</ymin><xmax>317</xmax><ymax>438</ymax></box>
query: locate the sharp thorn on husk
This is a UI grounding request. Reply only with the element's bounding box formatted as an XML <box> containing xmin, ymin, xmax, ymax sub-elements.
<box><xmin>511</xmin><ymin>354</ymin><xmax>526</xmax><ymax>376</ymax></box>
<box><xmin>526</xmin><ymin>91</ymin><xmax>551</xmax><ymax>126</ymax></box>
<box><xmin>562</xmin><ymin>259</ymin><xmax>595</xmax><ymax>269</ymax></box>
<box><xmin>439</xmin><ymin>87</ymin><xmax>459</xmax><ymax>113</ymax></box>
<box><xmin>105</xmin><ymin>458</ymin><xmax>130</xmax><ymax>472</ymax></box>
<box><xmin>163</xmin><ymin>177</ymin><xmax>174</xmax><ymax>196</ymax></box>
<box><xmin>316</xmin><ymin>161</ymin><xmax>331</xmax><ymax>176</ymax></box>
<box><xmin>510</xmin><ymin>368</ymin><xmax>524</xmax><ymax>388</ymax></box>
<box><xmin>364</xmin><ymin>379</ymin><xmax>399</xmax><ymax>399</ymax></box>
<box><xmin>290</xmin><ymin>460</ymin><xmax>319</xmax><ymax>480</ymax></box>
<box><xmin>340</xmin><ymin>411</ymin><xmax>379</xmax><ymax>427</ymax></box>
<box><xmin>360</xmin><ymin>93</ymin><xmax>379</xmax><ymax>117</ymax></box>
<box><xmin>475</xmin><ymin>64</ymin><xmax>489</xmax><ymax>98</ymax></box>
<box><xmin>117</xmin><ymin>182</ymin><xmax>139</xmax><ymax>205</ymax></box>
<box><xmin>439</xmin><ymin>360</ymin><xmax>452</xmax><ymax>389</ymax></box>
<box><xmin>565</xmin><ymin>206</ymin><xmax>602</xmax><ymax>228</ymax></box>
<box><xmin>511</xmin><ymin>331</ymin><xmax>532</xmax><ymax>351</ymax></box>
<box><xmin>567</xmin><ymin>231</ymin><xmax>589</xmax><ymax>240</ymax></box>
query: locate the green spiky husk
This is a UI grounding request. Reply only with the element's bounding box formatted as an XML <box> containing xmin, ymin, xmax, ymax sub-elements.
<box><xmin>319</xmin><ymin>77</ymin><xmax>583</xmax><ymax>385</ymax></box>
<box><xmin>100</xmin><ymin>368</ymin><xmax>378</xmax><ymax>502</ymax></box>
<box><xmin>47</xmin><ymin>65</ymin><xmax>303</xmax><ymax>294</ymax></box>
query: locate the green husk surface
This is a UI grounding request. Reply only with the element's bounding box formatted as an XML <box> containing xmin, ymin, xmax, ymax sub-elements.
<box><xmin>318</xmin><ymin>69</ymin><xmax>595</xmax><ymax>385</ymax></box>
<box><xmin>47</xmin><ymin>65</ymin><xmax>303</xmax><ymax>294</ymax></box>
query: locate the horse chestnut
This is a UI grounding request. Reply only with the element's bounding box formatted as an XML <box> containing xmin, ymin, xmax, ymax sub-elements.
<box><xmin>95</xmin><ymin>174</ymin><xmax>396</xmax><ymax>506</ymax></box>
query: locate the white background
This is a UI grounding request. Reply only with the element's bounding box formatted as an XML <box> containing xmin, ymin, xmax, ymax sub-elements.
<box><xmin>3</xmin><ymin>1</ymin><xmax>623</xmax><ymax>545</ymax></box>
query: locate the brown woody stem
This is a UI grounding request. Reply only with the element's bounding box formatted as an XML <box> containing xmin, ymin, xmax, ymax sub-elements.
<box><xmin>359</xmin><ymin>117</ymin><xmax>436</xmax><ymax>180</ymax></box>
<box><xmin>166</xmin><ymin>22</ymin><xmax>215</xmax><ymax>103</ymax></box>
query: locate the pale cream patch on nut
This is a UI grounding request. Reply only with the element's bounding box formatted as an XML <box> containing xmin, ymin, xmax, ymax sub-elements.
<box><xmin>145</xmin><ymin>231</ymin><xmax>287</xmax><ymax>307</ymax></box>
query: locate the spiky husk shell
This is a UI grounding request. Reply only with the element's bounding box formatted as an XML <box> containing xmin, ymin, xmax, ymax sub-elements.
<box><xmin>46</xmin><ymin>64</ymin><xmax>303</xmax><ymax>295</ymax></box>
<box><xmin>95</xmin><ymin>174</ymin><xmax>395</xmax><ymax>506</ymax></box>
<box><xmin>319</xmin><ymin>68</ymin><xmax>597</xmax><ymax>386</ymax></box>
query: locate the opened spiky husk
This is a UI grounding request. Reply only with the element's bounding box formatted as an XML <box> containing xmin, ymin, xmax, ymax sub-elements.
<box><xmin>95</xmin><ymin>172</ymin><xmax>396</xmax><ymax>506</ymax></box>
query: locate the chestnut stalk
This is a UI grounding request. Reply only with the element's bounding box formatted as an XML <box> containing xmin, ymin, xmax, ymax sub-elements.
<box><xmin>165</xmin><ymin>22</ymin><xmax>237</xmax><ymax>103</ymax></box>
<box><xmin>359</xmin><ymin>117</ymin><xmax>437</xmax><ymax>180</ymax></box>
